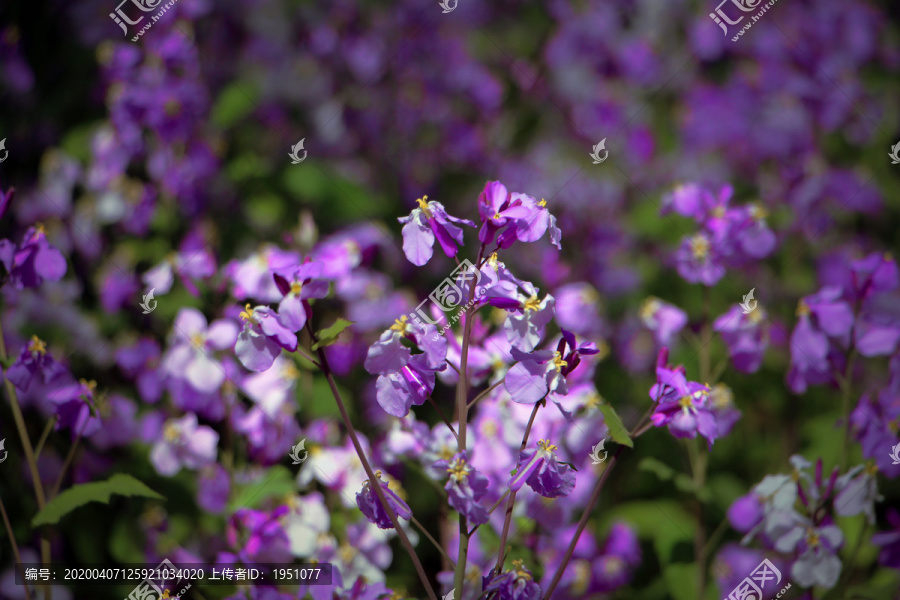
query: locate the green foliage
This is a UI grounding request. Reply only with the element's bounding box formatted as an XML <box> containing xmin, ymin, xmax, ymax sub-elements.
<box><xmin>598</xmin><ymin>403</ymin><xmax>634</xmax><ymax>448</ymax></box>
<box><xmin>312</xmin><ymin>318</ymin><xmax>355</xmax><ymax>350</ymax></box>
<box><xmin>227</xmin><ymin>465</ymin><xmax>297</xmax><ymax>512</ymax></box>
<box><xmin>32</xmin><ymin>474</ymin><xmax>165</xmax><ymax>527</ymax></box>
<box><xmin>212</xmin><ymin>82</ymin><xmax>260</xmax><ymax>128</ymax></box>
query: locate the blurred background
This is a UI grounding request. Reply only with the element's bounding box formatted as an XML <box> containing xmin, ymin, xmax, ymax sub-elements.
<box><xmin>1</xmin><ymin>0</ymin><xmax>900</xmax><ymax>598</ymax></box>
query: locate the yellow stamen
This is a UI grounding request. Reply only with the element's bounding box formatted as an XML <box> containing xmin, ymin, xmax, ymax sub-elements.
<box><xmin>493</xmin><ymin>211</ymin><xmax>502</xmax><ymax>220</ymax></box>
<box><xmin>79</xmin><ymin>379</ymin><xmax>97</xmax><ymax>395</ymax></box>
<box><xmin>416</xmin><ymin>196</ymin><xmax>433</xmax><ymax>219</ymax></box>
<box><xmin>390</xmin><ymin>315</ymin><xmax>409</xmax><ymax>333</ymax></box>
<box><xmin>750</xmin><ymin>203</ymin><xmax>768</xmax><ymax>221</ymax></box>
<box><xmin>640</xmin><ymin>297</ymin><xmax>661</xmax><ymax>321</ymax></box>
<box><xmin>446</xmin><ymin>457</ymin><xmax>469</xmax><ymax>481</ymax></box>
<box><xmin>796</xmin><ymin>299</ymin><xmax>810</xmax><ymax>317</ymax></box>
<box><xmin>35</xmin><ymin>222</ymin><xmax>46</xmax><ymax>236</ymax></box>
<box><xmin>28</xmin><ymin>335</ymin><xmax>47</xmax><ymax>355</ymax></box>
<box><xmin>191</xmin><ymin>332</ymin><xmax>205</xmax><ymax>348</ymax></box>
<box><xmin>511</xmin><ymin>559</ymin><xmax>532</xmax><ymax>580</ymax></box>
<box><xmin>438</xmin><ymin>446</ymin><xmax>455</xmax><ymax>461</ymax></box>
<box><xmin>710</xmin><ymin>383</ymin><xmax>733</xmax><ymax>409</ymax></box>
<box><xmin>679</xmin><ymin>395</ymin><xmax>693</xmax><ymax>409</ymax></box>
<box><xmin>538</xmin><ymin>439</ymin><xmax>558</xmax><ymax>453</ymax></box>
<box><xmin>711</xmin><ymin>206</ymin><xmax>726</xmax><ymax>219</ymax></box>
<box><xmin>290</xmin><ymin>281</ymin><xmax>303</xmax><ymax>295</ymax></box>
<box><xmin>487</xmin><ymin>252</ymin><xmax>499</xmax><ymax>270</ymax></box>
<box><xmin>282</xmin><ymin>362</ymin><xmax>300</xmax><ymax>380</ymax></box>
<box><xmin>239</xmin><ymin>303</ymin><xmax>256</xmax><ymax>323</ymax></box>
<box><xmin>539</xmin><ymin>198</ymin><xmax>547</xmax><ymax>208</ymax></box>
<box><xmin>865</xmin><ymin>462</ymin><xmax>878</xmax><ymax>477</ymax></box>
<box><xmin>806</xmin><ymin>529</ymin><xmax>820</xmax><ymax>548</ymax></box>
<box><xmin>163</xmin><ymin>423</ymin><xmax>180</xmax><ymax>443</ymax></box>
<box><xmin>522</xmin><ymin>294</ymin><xmax>541</xmax><ymax>312</ymax></box>
<box><xmin>552</xmin><ymin>351</ymin><xmax>568</xmax><ymax>371</ymax></box>
<box><xmin>690</xmin><ymin>234</ymin><xmax>710</xmax><ymax>260</ymax></box>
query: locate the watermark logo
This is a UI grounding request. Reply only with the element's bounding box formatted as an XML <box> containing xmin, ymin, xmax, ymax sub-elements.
<box><xmin>889</xmin><ymin>141</ymin><xmax>900</xmax><ymax>165</ymax></box>
<box><xmin>409</xmin><ymin>260</ymin><xmax>485</xmax><ymax>338</ymax></box>
<box><xmin>0</xmin><ymin>439</ymin><xmax>7</xmax><ymax>464</ymax></box>
<box><xmin>711</xmin><ymin>0</ymin><xmax>780</xmax><ymax>42</ymax></box>
<box><xmin>589</xmin><ymin>139</ymin><xmax>609</xmax><ymax>164</ymax></box>
<box><xmin>289</xmin><ymin>438</ymin><xmax>308</xmax><ymax>465</ymax></box>
<box><xmin>110</xmin><ymin>0</ymin><xmax>183</xmax><ymax>42</ymax></box>
<box><xmin>140</xmin><ymin>288</ymin><xmax>158</xmax><ymax>314</ymax></box>
<box><xmin>890</xmin><ymin>443</ymin><xmax>900</xmax><ymax>465</ymax></box>
<box><xmin>438</xmin><ymin>0</ymin><xmax>458</xmax><ymax>13</ymax></box>
<box><xmin>289</xmin><ymin>139</ymin><xmax>307</xmax><ymax>164</ymax></box>
<box><xmin>740</xmin><ymin>288</ymin><xmax>757</xmax><ymax>315</ymax></box>
<box><xmin>0</xmin><ymin>138</ymin><xmax>8</xmax><ymax>163</ymax></box>
<box><xmin>724</xmin><ymin>558</ymin><xmax>789</xmax><ymax>600</ymax></box>
<box><xmin>442</xmin><ymin>589</ymin><xmax>456</xmax><ymax>600</ymax></box>
<box><xmin>589</xmin><ymin>439</ymin><xmax>608</xmax><ymax>465</ymax></box>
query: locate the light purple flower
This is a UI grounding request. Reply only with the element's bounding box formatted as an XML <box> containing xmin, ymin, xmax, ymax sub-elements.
<box><xmin>649</xmin><ymin>348</ymin><xmax>717</xmax><ymax>446</ymax></box>
<box><xmin>234</xmin><ymin>304</ymin><xmax>298</xmax><ymax>372</ymax></box>
<box><xmin>484</xmin><ymin>559</ymin><xmax>542</xmax><ymax>600</ymax></box>
<box><xmin>356</xmin><ymin>470</ymin><xmax>412</xmax><ymax>529</ymax></box>
<box><xmin>398</xmin><ymin>195</ymin><xmax>475</xmax><ymax>266</ymax></box>
<box><xmin>0</xmin><ymin>224</ymin><xmax>67</xmax><ymax>289</ymax></box>
<box><xmin>273</xmin><ymin>260</ymin><xmax>330</xmax><ymax>331</ymax></box>
<box><xmin>150</xmin><ymin>413</ymin><xmax>219</xmax><ymax>476</ymax></box>
<box><xmin>509</xmin><ymin>439</ymin><xmax>576</xmax><ymax>498</ymax></box>
<box><xmin>639</xmin><ymin>296</ymin><xmax>687</xmax><ymax>346</ymax></box>
<box><xmin>164</xmin><ymin>308</ymin><xmax>238</xmax><ymax>393</ymax></box>
<box><xmin>774</xmin><ymin>520</ymin><xmax>843</xmax><ymax>589</ymax></box>
<box><xmin>434</xmin><ymin>451</ymin><xmax>490</xmax><ymax>525</ymax></box>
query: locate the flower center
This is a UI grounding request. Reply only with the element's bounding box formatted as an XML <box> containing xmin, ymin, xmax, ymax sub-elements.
<box><xmin>79</xmin><ymin>378</ymin><xmax>97</xmax><ymax>397</ymax></box>
<box><xmin>690</xmin><ymin>234</ymin><xmax>710</xmax><ymax>260</ymax></box>
<box><xmin>711</xmin><ymin>206</ymin><xmax>726</xmax><ymax>219</ymax></box>
<box><xmin>290</xmin><ymin>281</ymin><xmax>303</xmax><ymax>295</ymax></box>
<box><xmin>447</xmin><ymin>457</ymin><xmax>469</xmax><ymax>481</ymax></box>
<box><xmin>806</xmin><ymin>529</ymin><xmax>820</xmax><ymax>548</ymax></box>
<box><xmin>282</xmin><ymin>363</ymin><xmax>300</xmax><ymax>380</ymax></box>
<box><xmin>191</xmin><ymin>332</ymin><xmax>205</xmax><ymax>348</ymax></box>
<box><xmin>796</xmin><ymin>299</ymin><xmax>810</xmax><ymax>317</ymax></box>
<box><xmin>163</xmin><ymin>423</ymin><xmax>180</xmax><ymax>443</ymax></box>
<box><xmin>28</xmin><ymin>335</ymin><xmax>47</xmax><ymax>355</ymax></box>
<box><xmin>640</xmin><ymin>297</ymin><xmax>661</xmax><ymax>322</ymax></box>
<box><xmin>865</xmin><ymin>462</ymin><xmax>878</xmax><ymax>477</ymax></box>
<box><xmin>391</xmin><ymin>315</ymin><xmax>410</xmax><ymax>334</ymax></box>
<box><xmin>552</xmin><ymin>351</ymin><xmax>568</xmax><ymax>372</ymax></box>
<box><xmin>512</xmin><ymin>559</ymin><xmax>531</xmax><ymax>581</ymax></box>
<box><xmin>522</xmin><ymin>294</ymin><xmax>541</xmax><ymax>312</ymax></box>
<box><xmin>679</xmin><ymin>395</ymin><xmax>694</xmax><ymax>409</ymax></box>
<box><xmin>710</xmin><ymin>384</ymin><xmax>733</xmax><ymax>409</ymax></box>
<box><xmin>487</xmin><ymin>252</ymin><xmax>500</xmax><ymax>270</ymax></box>
<box><xmin>239</xmin><ymin>303</ymin><xmax>257</xmax><ymax>324</ymax></box>
<box><xmin>539</xmin><ymin>198</ymin><xmax>547</xmax><ymax>208</ymax></box>
<box><xmin>750</xmin><ymin>203</ymin><xmax>768</xmax><ymax>221</ymax></box>
<box><xmin>538</xmin><ymin>439</ymin><xmax>558</xmax><ymax>453</ymax></box>
<box><xmin>416</xmin><ymin>196</ymin><xmax>433</xmax><ymax>219</ymax></box>
<box><xmin>438</xmin><ymin>446</ymin><xmax>454</xmax><ymax>460</ymax></box>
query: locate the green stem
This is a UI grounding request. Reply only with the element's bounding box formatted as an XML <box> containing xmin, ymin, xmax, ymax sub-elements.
<box><xmin>0</xmin><ymin>495</ymin><xmax>33</xmax><ymax>600</ymax></box>
<box><xmin>0</xmin><ymin>320</ymin><xmax>51</xmax><ymax>600</ymax></box>
<box><xmin>308</xmin><ymin>325</ymin><xmax>437</xmax><ymax>600</ymax></box>
<box><xmin>33</xmin><ymin>416</ymin><xmax>57</xmax><ymax>460</ymax></box>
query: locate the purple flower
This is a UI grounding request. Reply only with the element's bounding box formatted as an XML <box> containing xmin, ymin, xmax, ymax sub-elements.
<box><xmin>505</xmin><ymin>330</ymin><xmax>599</xmax><ymax>404</ymax></box>
<box><xmin>834</xmin><ymin>463</ymin><xmax>881</xmax><ymax>524</ymax></box>
<box><xmin>0</xmin><ymin>224</ymin><xmax>67</xmax><ymax>289</ymax></box>
<box><xmin>273</xmin><ymin>260</ymin><xmax>330</xmax><ymax>331</ymax></box>
<box><xmin>510</xmin><ymin>439</ymin><xmax>576</xmax><ymax>498</ymax></box>
<box><xmin>225</xmin><ymin>507</ymin><xmax>293</xmax><ymax>564</ymax></box>
<box><xmin>649</xmin><ymin>348</ymin><xmax>717</xmax><ymax>446</ymax></box>
<box><xmin>477</xmin><ymin>181</ymin><xmax>559</xmax><ymax>249</ymax></box>
<box><xmin>142</xmin><ymin>230</ymin><xmax>217</xmax><ymax>296</ymax></box>
<box><xmin>709</xmin><ymin>383</ymin><xmax>742</xmax><ymax>438</ymax></box>
<box><xmin>871</xmin><ymin>509</ymin><xmax>900</xmax><ymax>570</ymax></box>
<box><xmin>850</xmin><ymin>390</ymin><xmax>900</xmax><ymax>476</ymax></box>
<box><xmin>355</xmin><ymin>470</ymin><xmax>412</xmax><ymax>529</ymax></box>
<box><xmin>434</xmin><ymin>451</ymin><xmax>490</xmax><ymax>525</ymax></box>
<box><xmin>714</xmin><ymin>304</ymin><xmax>771</xmax><ymax>373</ymax></box>
<box><xmin>786</xmin><ymin>291</ymin><xmax>852</xmax><ymax>393</ymax></box>
<box><xmin>675</xmin><ymin>232</ymin><xmax>726</xmax><ymax>285</ymax></box>
<box><xmin>0</xmin><ymin>183</ymin><xmax>12</xmax><ymax>221</ymax></box>
<box><xmin>197</xmin><ymin>464</ymin><xmax>230</xmax><ymax>514</ymax></box>
<box><xmin>49</xmin><ymin>378</ymin><xmax>102</xmax><ymax>440</ymax></box>
<box><xmin>365</xmin><ymin>315</ymin><xmax>446</xmax><ymax>416</ymax></box>
<box><xmin>774</xmin><ymin>520</ymin><xmax>843</xmax><ymax>588</ymax></box>
<box><xmin>5</xmin><ymin>335</ymin><xmax>68</xmax><ymax>393</ymax></box>
<box><xmin>164</xmin><ymin>308</ymin><xmax>239</xmax><ymax>393</ymax></box>
<box><xmin>398</xmin><ymin>195</ymin><xmax>475</xmax><ymax>266</ymax></box>
<box><xmin>150</xmin><ymin>413</ymin><xmax>219</xmax><ymax>476</ymax></box>
<box><xmin>234</xmin><ymin>304</ymin><xmax>298</xmax><ymax>372</ymax></box>
<box><xmin>484</xmin><ymin>559</ymin><xmax>542</xmax><ymax>600</ymax></box>
<box><xmin>639</xmin><ymin>296</ymin><xmax>687</xmax><ymax>346</ymax></box>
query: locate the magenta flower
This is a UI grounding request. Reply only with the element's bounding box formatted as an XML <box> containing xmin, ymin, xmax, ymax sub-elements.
<box><xmin>0</xmin><ymin>224</ymin><xmax>67</xmax><ymax>289</ymax></box>
<box><xmin>434</xmin><ymin>451</ymin><xmax>490</xmax><ymax>525</ymax></box>
<box><xmin>49</xmin><ymin>378</ymin><xmax>102</xmax><ymax>440</ymax></box>
<box><xmin>398</xmin><ymin>195</ymin><xmax>475</xmax><ymax>266</ymax></box>
<box><xmin>356</xmin><ymin>470</ymin><xmax>412</xmax><ymax>529</ymax></box>
<box><xmin>0</xmin><ymin>183</ymin><xmax>12</xmax><ymax>220</ymax></box>
<box><xmin>142</xmin><ymin>230</ymin><xmax>217</xmax><ymax>296</ymax></box>
<box><xmin>477</xmin><ymin>180</ymin><xmax>560</xmax><ymax>249</ymax></box>
<box><xmin>273</xmin><ymin>259</ymin><xmax>330</xmax><ymax>331</ymax></box>
<box><xmin>674</xmin><ymin>231</ymin><xmax>726</xmax><ymax>285</ymax></box>
<box><xmin>225</xmin><ymin>506</ymin><xmax>293</xmax><ymax>564</ymax></box>
<box><xmin>150</xmin><ymin>413</ymin><xmax>219</xmax><ymax>476</ymax></box>
<box><xmin>649</xmin><ymin>348</ymin><xmax>717</xmax><ymax>446</ymax></box>
<box><xmin>509</xmin><ymin>439</ymin><xmax>576</xmax><ymax>498</ymax></box>
<box><xmin>234</xmin><ymin>304</ymin><xmax>298</xmax><ymax>372</ymax></box>
<box><xmin>786</xmin><ymin>290</ymin><xmax>853</xmax><ymax>393</ymax></box>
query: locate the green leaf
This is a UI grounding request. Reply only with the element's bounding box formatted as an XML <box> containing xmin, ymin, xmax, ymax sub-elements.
<box><xmin>598</xmin><ymin>404</ymin><xmax>634</xmax><ymax>448</ymax></box>
<box><xmin>663</xmin><ymin>563</ymin><xmax>699</xmax><ymax>600</ymax></box>
<box><xmin>228</xmin><ymin>466</ymin><xmax>296</xmax><ymax>512</ymax></box>
<box><xmin>312</xmin><ymin>318</ymin><xmax>354</xmax><ymax>350</ymax></box>
<box><xmin>639</xmin><ymin>457</ymin><xmax>677</xmax><ymax>481</ymax></box>
<box><xmin>32</xmin><ymin>474</ymin><xmax>164</xmax><ymax>527</ymax></box>
<box><xmin>211</xmin><ymin>82</ymin><xmax>259</xmax><ymax>128</ymax></box>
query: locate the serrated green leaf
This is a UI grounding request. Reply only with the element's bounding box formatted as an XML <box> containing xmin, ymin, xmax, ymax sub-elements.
<box><xmin>598</xmin><ymin>404</ymin><xmax>633</xmax><ymax>448</ymax></box>
<box><xmin>312</xmin><ymin>318</ymin><xmax>354</xmax><ymax>350</ymax></box>
<box><xmin>32</xmin><ymin>474</ymin><xmax>164</xmax><ymax>527</ymax></box>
